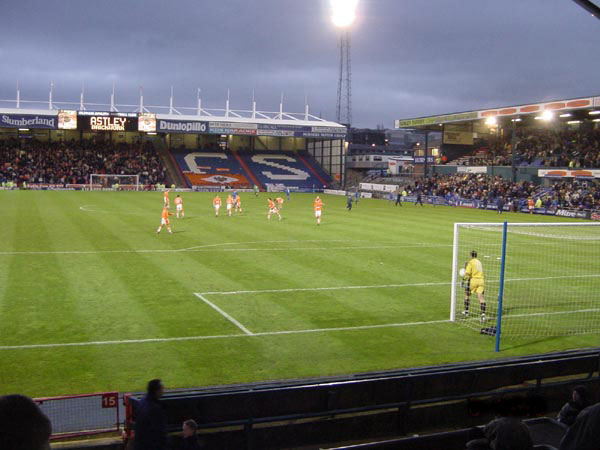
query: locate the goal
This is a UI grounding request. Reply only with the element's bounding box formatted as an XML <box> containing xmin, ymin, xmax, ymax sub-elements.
<box><xmin>89</xmin><ymin>174</ymin><xmax>140</xmax><ymax>191</ymax></box>
<box><xmin>451</xmin><ymin>222</ymin><xmax>600</xmax><ymax>349</ymax></box>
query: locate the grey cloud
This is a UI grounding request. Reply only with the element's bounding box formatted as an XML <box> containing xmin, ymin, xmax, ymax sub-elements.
<box><xmin>1</xmin><ymin>0</ymin><xmax>599</xmax><ymax>126</ymax></box>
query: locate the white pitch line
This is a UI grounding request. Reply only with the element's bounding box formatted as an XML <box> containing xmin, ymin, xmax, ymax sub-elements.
<box><xmin>0</xmin><ymin>243</ymin><xmax>451</xmax><ymax>256</ymax></box>
<box><xmin>509</xmin><ymin>308</ymin><xmax>600</xmax><ymax>319</ymax></box>
<box><xmin>194</xmin><ymin>293</ymin><xmax>254</xmax><ymax>335</ymax></box>
<box><xmin>253</xmin><ymin>319</ymin><xmax>450</xmax><ymax>336</ymax></box>
<box><xmin>0</xmin><ymin>319</ymin><xmax>451</xmax><ymax>351</ymax></box>
<box><xmin>201</xmin><ymin>281</ymin><xmax>449</xmax><ymax>296</ymax></box>
<box><xmin>177</xmin><ymin>239</ymin><xmax>370</xmax><ymax>251</ymax></box>
<box><xmin>200</xmin><ymin>274</ymin><xmax>600</xmax><ymax>296</ymax></box>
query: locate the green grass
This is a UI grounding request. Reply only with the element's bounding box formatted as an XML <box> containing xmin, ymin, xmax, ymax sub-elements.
<box><xmin>0</xmin><ymin>190</ymin><xmax>598</xmax><ymax>397</ymax></box>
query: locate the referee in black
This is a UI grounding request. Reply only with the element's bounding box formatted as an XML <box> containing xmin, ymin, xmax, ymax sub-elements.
<box><xmin>395</xmin><ymin>189</ymin><xmax>403</xmax><ymax>206</ymax></box>
<box><xmin>415</xmin><ymin>188</ymin><xmax>424</xmax><ymax>206</ymax></box>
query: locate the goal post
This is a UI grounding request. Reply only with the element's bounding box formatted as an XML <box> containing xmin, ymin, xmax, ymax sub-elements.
<box><xmin>451</xmin><ymin>222</ymin><xmax>600</xmax><ymax>350</ymax></box>
<box><xmin>89</xmin><ymin>174</ymin><xmax>140</xmax><ymax>191</ymax></box>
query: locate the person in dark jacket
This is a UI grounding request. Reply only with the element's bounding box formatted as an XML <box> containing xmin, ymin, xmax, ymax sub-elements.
<box><xmin>182</xmin><ymin>419</ymin><xmax>201</xmax><ymax>450</ymax></box>
<box><xmin>466</xmin><ymin>417</ymin><xmax>533</xmax><ymax>450</ymax></box>
<box><xmin>496</xmin><ymin>196</ymin><xmax>504</xmax><ymax>214</ymax></box>
<box><xmin>134</xmin><ymin>379</ymin><xmax>168</xmax><ymax>450</ymax></box>
<box><xmin>557</xmin><ymin>385</ymin><xmax>591</xmax><ymax>427</ymax></box>
<box><xmin>559</xmin><ymin>402</ymin><xmax>600</xmax><ymax>450</ymax></box>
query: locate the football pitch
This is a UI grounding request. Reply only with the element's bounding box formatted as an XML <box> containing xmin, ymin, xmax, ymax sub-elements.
<box><xmin>0</xmin><ymin>190</ymin><xmax>598</xmax><ymax>397</ymax></box>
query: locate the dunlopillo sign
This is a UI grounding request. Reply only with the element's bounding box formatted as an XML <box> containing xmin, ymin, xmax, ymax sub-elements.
<box><xmin>157</xmin><ymin>120</ymin><xmax>208</xmax><ymax>133</ymax></box>
<box><xmin>156</xmin><ymin>118</ymin><xmax>345</xmax><ymax>137</ymax></box>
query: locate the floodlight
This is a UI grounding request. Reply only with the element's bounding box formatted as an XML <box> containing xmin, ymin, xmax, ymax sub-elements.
<box><xmin>541</xmin><ymin>110</ymin><xmax>554</xmax><ymax>121</ymax></box>
<box><xmin>330</xmin><ymin>0</ymin><xmax>359</xmax><ymax>27</ymax></box>
<box><xmin>485</xmin><ymin>117</ymin><xmax>497</xmax><ymax>126</ymax></box>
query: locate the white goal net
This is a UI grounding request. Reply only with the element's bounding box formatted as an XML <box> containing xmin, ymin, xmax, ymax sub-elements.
<box><xmin>451</xmin><ymin>222</ymin><xmax>600</xmax><ymax>340</ymax></box>
<box><xmin>89</xmin><ymin>174</ymin><xmax>140</xmax><ymax>191</ymax></box>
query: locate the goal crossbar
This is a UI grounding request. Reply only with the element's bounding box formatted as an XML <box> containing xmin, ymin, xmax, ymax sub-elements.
<box><xmin>89</xmin><ymin>174</ymin><xmax>140</xmax><ymax>191</ymax></box>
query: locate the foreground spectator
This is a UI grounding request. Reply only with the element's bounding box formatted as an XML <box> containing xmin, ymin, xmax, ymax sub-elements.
<box><xmin>134</xmin><ymin>379</ymin><xmax>168</xmax><ymax>450</ymax></box>
<box><xmin>0</xmin><ymin>394</ymin><xmax>52</xmax><ymax>450</ymax></box>
<box><xmin>557</xmin><ymin>385</ymin><xmax>591</xmax><ymax>427</ymax></box>
<box><xmin>182</xmin><ymin>419</ymin><xmax>202</xmax><ymax>449</ymax></box>
<box><xmin>466</xmin><ymin>417</ymin><xmax>533</xmax><ymax>450</ymax></box>
<box><xmin>559</xmin><ymin>402</ymin><xmax>600</xmax><ymax>450</ymax></box>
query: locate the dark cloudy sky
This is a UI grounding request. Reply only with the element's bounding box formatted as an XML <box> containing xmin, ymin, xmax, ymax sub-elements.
<box><xmin>1</xmin><ymin>0</ymin><xmax>599</xmax><ymax>127</ymax></box>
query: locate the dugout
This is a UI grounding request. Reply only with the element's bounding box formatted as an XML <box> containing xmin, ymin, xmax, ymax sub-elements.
<box><xmin>395</xmin><ymin>94</ymin><xmax>600</xmax><ymax>181</ymax></box>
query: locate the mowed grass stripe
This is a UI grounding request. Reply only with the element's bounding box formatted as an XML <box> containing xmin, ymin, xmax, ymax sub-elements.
<box><xmin>0</xmin><ymin>194</ymin><xmax>93</xmax><ymax>346</ymax></box>
<box><xmin>70</xmin><ymin>203</ymin><xmax>240</xmax><ymax>340</ymax></box>
<box><xmin>1</xmin><ymin>191</ymin><xmax>599</xmax><ymax>398</ymax></box>
<box><xmin>57</xmin><ymin>194</ymin><xmax>168</xmax><ymax>342</ymax></box>
<box><xmin>211</xmin><ymin>284</ymin><xmax>449</xmax><ymax>333</ymax></box>
<box><xmin>0</xmin><ymin>193</ymin><xmax>20</xmax><ymax>336</ymax></box>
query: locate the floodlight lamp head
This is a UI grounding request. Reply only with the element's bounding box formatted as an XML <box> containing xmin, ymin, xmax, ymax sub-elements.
<box><xmin>542</xmin><ymin>110</ymin><xmax>554</xmax><ymax>121</ymax></box>
<box><xmin>485</xmin><ymin>117</ymin><xmax>497</xmax><ymax>126</ymax></box>
<box><xmin>330</xmin><ymin>0</ymin><xmax>359</xmax><ymax>27</ymax></box>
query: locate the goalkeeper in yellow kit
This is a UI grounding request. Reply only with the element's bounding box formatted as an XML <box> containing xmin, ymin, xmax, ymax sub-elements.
<box><xmin>462</xmin><ymin>250</ymin><xmax>487</xmax><ymax>322</ymax></box>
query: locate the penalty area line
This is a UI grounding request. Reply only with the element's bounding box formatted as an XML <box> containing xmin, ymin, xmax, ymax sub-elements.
<box><xmin>0</xmin><ymin>319</ymin><xmax>451</xmax><ymax>351</ymax></box>
<box><xmin>194</xmin><ymin>293</ymin><xmax>254</xmax><ymax>335</ymax></box>
<box><xmin>201</xmin><ymin>274</ymin><xmax>600</xmax><ymax>296</ymax></box>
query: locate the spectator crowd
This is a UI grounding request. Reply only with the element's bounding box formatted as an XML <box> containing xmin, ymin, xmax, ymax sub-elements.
<box><xmin>0</xmin><ymin>139</ymin><xmax>167</xmax><ymax>186</ymax></box>
<box><xmin>448</xmin><ymin>126</ymin><xmax>600</xmax><ymax>169</ymax></box>
<box><xmin>413</xmin><ymin>173</ymin><xmax>600</xmax><ymax>211</ymax></box>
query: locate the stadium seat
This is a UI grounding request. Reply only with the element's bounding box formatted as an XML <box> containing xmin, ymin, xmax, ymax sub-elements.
<box><xmin>238</xmin><ymin>150</ymin><xmax>332</xmax><ymax>191</ymax></box>
<box><xmin>170</xmin><ymin>149</ymin><xmax>254</xmax><ymax>188</ymax></box>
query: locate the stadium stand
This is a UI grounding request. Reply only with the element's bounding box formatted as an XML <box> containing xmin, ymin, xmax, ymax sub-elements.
<box><xmin>404</xmin><ymin>174</ymin><xmax>600</xmax><ymax>210</ymax></box>
<box><xmin>322</xmin><ymin>417</ymin><xmax>566</xmax><ymax>450</ymax></box>
<box><xmin>238</xmin><ymin>150</ymin><xmax>332</xmax><ymax>190</ymax></box>
<box><xmin>444</xmin><ymin>127</ymin><xmax>600</xmax><ymax>168</ymax></box>
<box><xmin>170</xmin><ymin>148</ymin><xmax>256</xmax><ymax>189</ymax></box>
<box><xmin>170</xmin><ymin>148</ymin><xmax>332</xmax><ymax>190</ymax></box>
<box><xmin>122</xmin><ymin>349</ymin><xmax>599</xmax><ymax>450</ymax></box>
<box><xmin>0</xmin><ymin>139</ymin><xmax>167</xmax><ymax>186</ymax></box>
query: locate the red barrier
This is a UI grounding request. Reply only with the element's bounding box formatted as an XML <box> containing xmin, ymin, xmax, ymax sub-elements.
<box><xmin>34</xmin><ymin>391</ymin><xmax>121</xmax><ymax>440</ymax></box>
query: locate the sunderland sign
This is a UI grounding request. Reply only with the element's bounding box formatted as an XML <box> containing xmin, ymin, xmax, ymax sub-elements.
<box><xmin>0</xmin><ymin>113</ymin><xmax>57</xmax><ymax>129</ymax></box>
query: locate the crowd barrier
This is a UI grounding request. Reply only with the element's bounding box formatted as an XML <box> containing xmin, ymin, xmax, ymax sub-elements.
<box><xmin>34</xmin><ymin>392</ymin><xmax>122</xmax><ymax>440</ymax></box>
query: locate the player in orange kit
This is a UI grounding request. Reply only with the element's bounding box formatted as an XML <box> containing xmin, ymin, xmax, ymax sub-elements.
<box><xmin>313</xmin><ymin>196</ymin><xmax>323</xmax><ymax>225</ymax></box>
<box><xmin>174</xmin><ymin>194</ymin><xmax>184</xmax><ymax>219</ymax></box>
<box><xmin>157</xmin><ymin>207</ymin><xmax>174</xmax><ymax>234</ymax></box>
<box><xmin>163</xmin><ymin>189</ymin><xmax>170</xmax><ymax>208</ymax></box>
<box><xmin>226</xmin><ymin>194</ymin><xmax>234</xmax><ymax>217</ymax></box>
<box><xmin>528</xmin><ymin>197</ymin><xmax>534</xmax><ymax>214</ymax></box>
<box><xmin>267</xmin><ymin>198</ymin><xmax>281</xmax><ymax>221</ymax></box>
<box><xmin>275</xmin><ymin>197</ymin><xmax>284</xmax><ymax>210</ymax></box>
<box><xmin>213</xmin><ymin>195</ymin><xmax>222</xmax><ymax>217</ymax></box>
<box><xmin>235</xmin><ymin>195</ymin><xmax>242</xmax><ymax>214</ymax></box>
